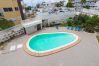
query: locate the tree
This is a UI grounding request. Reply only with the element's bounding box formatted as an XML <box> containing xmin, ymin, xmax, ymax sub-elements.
<box><xmin>83</xmin><ymin>16</ymin><xmax>98</xmax><ymax>33</ymax></box>
<box><xmin>66</xmin><ymin>0</ymin><xmax>74</xmax><ymax>8</ymax></box>
<box><xmin>25</xmin><ymin>6</ymin><xmax>32</xmax><ymax>11</ymax></box>
<box><xmin>0</xmin><ymin>18</ymin><xmax>15</xmax><ymax>30</ymax></box>
<box><xmin>83</xmin><ymin>5</ymin><xmax>90</xmax><ymax>9</ymax></box>
<box><xmin>55</xmin><ymin>1</ymin><xmax>64</xmax><ymax>7</ymax></box>
<box><xmin>66</xmin><ymin>14</ymin><xmax>99</xmax><ymax>33</ymax></box>
<box><xmin>72</xmin><ymin>14</ymin><xmax>89</xmax><ymax>28</ymax></box>
<box><xmin>80</xmin><ymin>0</ymin><xmax>86</xmax><ymax>7</ymax></box>
<box><xmin>67</xmin><ymin>17</ymin><xmax>74</xmax><ymax>26</ymax></box>
<box><xmin>91</xmin><ymin>15</ymin><xmax>99</xmax><ymax>28</ymax></box>
<box><xmin>81</xmin><ymin>0</ymin><xmax>86</xmax><ymax>4</ymax></box>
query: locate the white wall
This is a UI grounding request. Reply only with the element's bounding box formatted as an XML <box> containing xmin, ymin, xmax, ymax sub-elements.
<box><xmin>95</xmin><ymin>1</ymin><xmax>99</xmax><ymax>10</ymax></box>
<box><xmin>37</xmin><ymin>10</ymin><xmax>75</xmax><ymax>23</ymax></box>
<box><xmin>25</xmin><ymin>25</ymin><xmax>37</xmax><ymax>35</ymax></box>
<box><xmin>82</xmin><ymin>9</ymin><xmax>99</xmax><ymax>15</ymax></box>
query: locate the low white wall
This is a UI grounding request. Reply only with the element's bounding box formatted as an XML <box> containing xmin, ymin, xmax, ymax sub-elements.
<box><xmin>82</xmin><ymin>9</ymin><xmax>99</xmax><ymax>15</ymax></box>
<box><xmin>25</xmin><ymin>25</ymin><xmax>37</xmax><ymax>35</ymax></box>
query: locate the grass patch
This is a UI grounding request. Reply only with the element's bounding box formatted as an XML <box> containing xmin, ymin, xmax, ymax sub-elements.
<box><xmin>95</xmin><ymin>29</ymin><xmax>99</xmax><ymax>32</ymax></box>
<box><xmin>96</xmin><ymin>36</ymin><xmax>99</xmax><ymax>43</ymax></box>
<box><xmin>0</xmin><ymin>18</ymin><xmax>15</xmax><ymax>30</ymax></box>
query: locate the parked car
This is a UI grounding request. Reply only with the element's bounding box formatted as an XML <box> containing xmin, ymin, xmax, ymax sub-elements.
<box><xmin>60</xmin><ymin>10</ymin><xmax>64</xmax><ymax>12</ymax></box>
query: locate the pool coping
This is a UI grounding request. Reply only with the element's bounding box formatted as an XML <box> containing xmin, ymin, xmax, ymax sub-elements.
<box><xmin>23</xmin><ymin>32</ymin><xmax>80</xmax><ymax>57</ymax></box>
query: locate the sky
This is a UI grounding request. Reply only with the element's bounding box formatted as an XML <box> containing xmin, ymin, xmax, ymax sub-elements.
<box><xmin>23</xmin><ymin>0</ymin><xmax>68</xmax><ymax>6</ymax></box>
<box><xmin>23</xmin><ymin>0</ymin><xmax>44</xmax><ymax>6</ymax></box>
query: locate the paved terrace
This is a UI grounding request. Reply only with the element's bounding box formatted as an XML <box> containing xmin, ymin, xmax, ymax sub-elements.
<box><xmin>0</xmin><ymin>27</ymin><xmax>99</xmax><ymax>66</ymax></box>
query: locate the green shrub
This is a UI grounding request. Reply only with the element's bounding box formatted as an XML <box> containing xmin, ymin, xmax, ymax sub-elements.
<box><xmin>60</xmin><ymin>22</ymin><xmax>67</xmax><ymax>27</ymax></box>
<box><xmin>83</xmin><ymin>6</ymin><xmax>90</xmax><ymax>9</ymax></box>
<box><xmin>66</xmin><ymin>14</ymin><xmax>99</xmax><ymax>33</ymax></box>
<box><xmin>66</xmin><ymin>2</ymin><xmax>74</xmax><ymax>8</ymax></box>
<box><xmin>0</xmin><ymin>18</ymin><xmax>15</xmax><ymax>30</ymax></box>
<box><xmin>55</xmin><ymin>1</ymin><xmax>64</xmax><ymax>7</ymax></box>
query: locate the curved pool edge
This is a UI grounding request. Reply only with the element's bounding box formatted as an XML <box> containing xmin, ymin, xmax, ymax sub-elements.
<box><xmin>23</xmin><ymin>32</ymin><xmax>81</xmax><ymax>57</ymax></box>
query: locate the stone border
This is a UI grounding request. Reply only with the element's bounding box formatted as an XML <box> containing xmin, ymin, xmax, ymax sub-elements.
<box><xmin>23</xmin><ymin>33</ymin><xmax>80</xmax><ymax>57</ymax></box>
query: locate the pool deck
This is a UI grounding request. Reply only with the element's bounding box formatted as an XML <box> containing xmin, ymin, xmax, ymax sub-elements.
<box><xmin>24</xmin><ymin>32</ymin><xmax>80</xmax><ymax>57</ymax></box>
<box><xmin>0</xmin><ymin>27</ymin><xmax>99</xmax><ymax>66</ymax></box>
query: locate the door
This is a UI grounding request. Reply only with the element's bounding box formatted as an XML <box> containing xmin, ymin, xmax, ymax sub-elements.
<box><xmin>37</xmin><ymin>24</ymin><xmax>41</xmax><ymax>30</ymax></box>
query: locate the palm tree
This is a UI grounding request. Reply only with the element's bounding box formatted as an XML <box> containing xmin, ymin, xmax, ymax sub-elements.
<box><xmin>66</xmin><ymin>0</ymin><xmax>74</xmax><ymax>8</ymax></box>
<box><xmin>55</xmin><ymin>1</ymin><xmax>64</xmax><ymax>7</ymax></box>
<box><xmin>81</xmin><ymin>0</ymin><xmax>87</xmax><ymax>7</ymax></box>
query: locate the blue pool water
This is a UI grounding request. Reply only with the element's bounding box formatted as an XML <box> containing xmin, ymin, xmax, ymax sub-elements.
<box><xmin>28</xmin><ymin>33</ymin><xmax>77</xmax><ymax>52</ymax></box>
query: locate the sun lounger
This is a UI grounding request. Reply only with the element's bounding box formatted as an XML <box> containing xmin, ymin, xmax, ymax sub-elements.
<box><xmin>70</xmin><ymin>27</ymin><xmax>74</xmax><ymax>30</ymax></box>
<box><xmin>67</xmin><ymin>26</ymin><xmax>70</xmax><ymax>29</ymax></box>
<box><xmin>10</xmin><ymin>45</ymin><xmax>16</xmax><ymax>51</ymax></box>
<box><xmin>17</xmin><ymin>44</ymin><xmax>23</xmax><ymax>49</ymax></box>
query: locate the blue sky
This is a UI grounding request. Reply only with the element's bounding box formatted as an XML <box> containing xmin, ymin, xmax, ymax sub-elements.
<box><xmin>23</xmin><ymin>0</ymin><xmax>44</xmax><ymax>6</ymax></box>
<box><xmin>23</xmin><ymin>0</ymin><xmax>68</xmax><ymax>6</ymax></box>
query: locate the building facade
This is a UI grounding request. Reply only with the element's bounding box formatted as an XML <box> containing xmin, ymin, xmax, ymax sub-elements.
<box><xmin>95</xmin><ymin>1</ymin><xmax>99</xmax><ymax>10</ymax></box>
<box><xmin>72</xmin><ymin>0</ymin><xmax>97</xmax><ymax>11</ymax></box>
<box><xmin>0</xmin><ymin>0</ymin><xmax>25</xmax><ymax>24</ymax></box>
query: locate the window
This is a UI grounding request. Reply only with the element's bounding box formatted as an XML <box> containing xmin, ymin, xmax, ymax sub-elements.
<box><xmin>3</xmin><ymin>8</ymin><xmax>13</xmax><ymax>12</ymax></box>
<box><xmin>15</xmin><ymin>7</ymin><xmax>19</xmax><ymax>11</ymax></box>
<box><xmin>8</xmin><ymin>8</ymin><xmax>13</xmax><ymax>11</ymax></box>
<box><xmin>3</xmin><ymin>8</ymin><xmax>8</xmax><ymax>12</ymax></box>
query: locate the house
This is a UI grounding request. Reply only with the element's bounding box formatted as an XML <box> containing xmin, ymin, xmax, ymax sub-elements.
<box><xmin>0</xmin><ymin>0</ymin><xmax>25</xmax><ymax>24</ymax></box>
<box><xmin>95</xmin><ymin>1</ymin><xmax>99</xmax><ymax>10</ymax></box>
<box><xmin>72</xmin><ymin>0</ymin><xmax>97</xmax><ymax>11</ymax></box>
<box><xmin>22</xmin><ymin>19</ymin><xmax>42</xmax><ymax>35</ymax></box>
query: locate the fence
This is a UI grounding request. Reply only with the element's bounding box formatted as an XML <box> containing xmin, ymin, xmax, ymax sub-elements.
<box><xmin>0</xmin><ymin>25</ymin><xmax>25</xmax><ymax>44</ymax></box>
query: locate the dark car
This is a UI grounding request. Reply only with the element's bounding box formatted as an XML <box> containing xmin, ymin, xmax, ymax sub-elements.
<box><xmin>60</xmin><ymin>10</ymin><xmax>64</xmax><ymax>12</ymax></box>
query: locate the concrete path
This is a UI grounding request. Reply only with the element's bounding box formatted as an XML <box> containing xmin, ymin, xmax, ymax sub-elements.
<box><xmin>0</xmin><ymin>27</ymin><xmax>99</xmax><ymax>66</ymax></box>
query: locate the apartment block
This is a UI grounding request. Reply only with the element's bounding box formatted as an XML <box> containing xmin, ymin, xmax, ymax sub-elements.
<box><xmin>0</xmin><ymin>0</ymin><xmax>25</xmax><ymax>24</ymax></box>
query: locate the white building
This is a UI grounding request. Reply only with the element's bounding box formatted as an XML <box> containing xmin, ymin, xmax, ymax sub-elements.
<box><xmin>22</xmin><ymin>19</ymin><xmax>42</xmax><ymax>35</ymax></box>
<box><xmin>95</xmin><ymin>1</ymin><xmax>99</xmax><ymax>10</ymax></box>
<box><xmin>82</xmin><ymin>9</ymin><xmax>99</xmax><ymax>16</ymax></box>
<box><xmin>36</xmin><ymin>7</ymin><xmax>75</xmax><ymax>24</ymax></box>
<box><xmin>73</xmin><ymin>0</ymin><xmax>97</xmax><ymax>11</ymax></box>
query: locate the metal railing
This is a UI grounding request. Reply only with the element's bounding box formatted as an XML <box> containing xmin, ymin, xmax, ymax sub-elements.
<box><xmin>0</xmin><ymin>25</ymin><xmax>25</xmax><ymax>44</ymax></box>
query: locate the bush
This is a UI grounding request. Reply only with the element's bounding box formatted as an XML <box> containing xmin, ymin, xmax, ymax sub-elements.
<box><xmin>66</xmin><ymin>14</ymin><xmax>99</xmax><ymax>33</ymax></box>
<box><xmin>60</xmin><ymin>21</ymin><xmax>67</xmax><ymax>27</ymax></box>
<box><xmin>66</xmin><ymin>0</ymin><xmax>74</xmax><ymax>8</ymax></box>
<box><xmin>55</xmin><ymin>1</ymin><xmax>64</xmax><ymax>7</ymax></box>
<box><xmin>83</xmin><ymin>6</ymin><xmax>90</xmax><ymax>9</ymax></box>
<box><xmin>0</xmin><ymin>18</ymin><xmax>15</xmax><ymax>30</ymax></box>
<box><xmin>66</xmin><ymin>2</ymin><xmax>74</xmax><ymax>8</ymax></box>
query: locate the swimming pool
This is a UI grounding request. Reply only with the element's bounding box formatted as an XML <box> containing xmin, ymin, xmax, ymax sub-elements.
<box><xmin>24</xmin><ymin>32</ymin><xmax>80</xmax><ymax>56</ymax></box>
